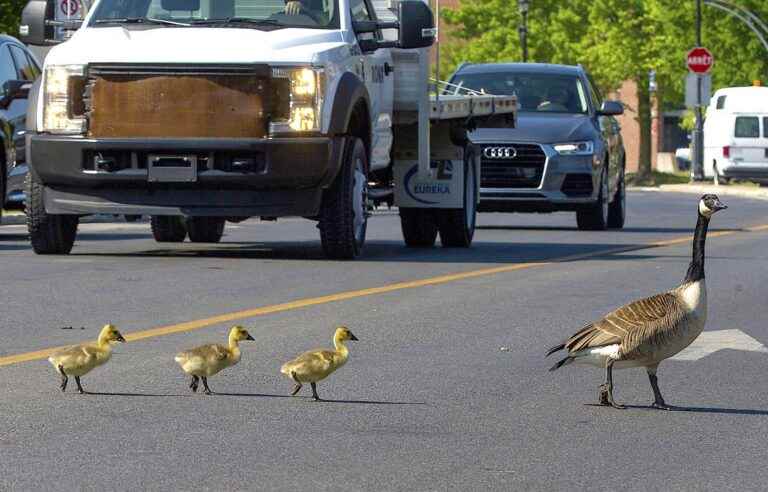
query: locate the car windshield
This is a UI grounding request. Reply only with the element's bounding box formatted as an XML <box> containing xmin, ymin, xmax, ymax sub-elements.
<box><xmin>90</xmin><ymin>0</ymin><xmax>339</xmax><ymax>29</ymax></box>
<box><xmin>448</xmin><ymin>72</ymin><xmax>590</xmax><ymax>114</ymax></box>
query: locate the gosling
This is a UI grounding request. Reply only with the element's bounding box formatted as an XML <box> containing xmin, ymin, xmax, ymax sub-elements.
<box><xmin>174</xmin><ymin>326</ymin><xmax>255</xmax><ymax>395</ymax></box>
<box><xmin>547</xmin><ymin>195</ymin><xmax>727</xmax><ymax>409</ymax></box>
<box><xmin>281</xmin><ymin>326</ymin><xmax>358</xmax><ymax>401</ymax></box>
<box><xmin>48</xmin><ymin>324</ymin><xmax>126</xmax><ymax>394</ymax></box>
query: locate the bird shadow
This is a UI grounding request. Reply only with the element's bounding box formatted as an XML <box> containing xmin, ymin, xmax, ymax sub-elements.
<box><xmin>209</xmin><ymin>392</ymin><xmax>295</xmax><ymax>399</ymax></box>
<box><xmin>213</xmin><ymin>393</ymin><xmax>426</xmax><ymax>405</ymax></box>
<box><xmin>79</xmin><ymin>391</ymin><xmax>192</xmax><ymax>397</ymax></box>
<box><xmin>311</xmin><ymin>398</ymin><xmax>427</xmax><ymax>405</ymax></box>
<box><xmin>585</xmin><ymin>403</ymin><xmax>768</xmax><ymax>416</ymax></box>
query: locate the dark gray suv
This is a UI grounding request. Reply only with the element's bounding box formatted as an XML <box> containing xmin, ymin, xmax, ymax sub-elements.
<box><xmin>446</xmin><ymin>63</ymin><xmax>627</xmax><ymax>230</ymax></box>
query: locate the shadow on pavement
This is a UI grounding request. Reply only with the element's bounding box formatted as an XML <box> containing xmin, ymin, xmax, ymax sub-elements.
<box><xmin>477</xmin><ymin>225</ymin><xmax>742</xmax><ymax>234</ymax></box>
<box><xmin>619</xmin><ymin>404</ymin><xmax>768</xmax><ymax>416</ymax></box>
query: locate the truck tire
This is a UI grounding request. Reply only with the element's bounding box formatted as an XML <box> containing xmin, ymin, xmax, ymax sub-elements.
<box><xmin>186</xmin><ymin>217</ymin><xmax>225</xmax><ymax>243</ymax></box>
<box><xmin>607</xmin><ymin>168</ymin><xmax>626</xmax><ymax>229</ymax></box>
<box><xmin>400</xmin><ymin>208</ymin><xmax>437</xmax><ymax>247</ymax></box>
<box><xmin>577</xmin><ymin>166</ymin><xmax>608</xmax><ymax>231</ymax></box>
<box><xmin>436</xmin><ymin>152</ymin><xmax>477</xmax><ymax>248</ymax></box>
<box><xmin>26</xmin><ymin>173</ymin><xmax>79</xmax><ymax>255</ymax></box>
<box><xmin>150</xmin><ymin>216</ymin><xmax>187</xmax><ymax>243</ymax></box>
<box><xmin>319</xmin><ymin>137</ymin><xmax>368</xmax><ymax>259</ymax></box>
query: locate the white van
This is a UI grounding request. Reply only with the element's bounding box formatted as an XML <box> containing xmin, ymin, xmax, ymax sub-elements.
<box><xmin>704</xmin><ymin>86</ymin><xmax>768</xmax><ymax>185</ymax></box>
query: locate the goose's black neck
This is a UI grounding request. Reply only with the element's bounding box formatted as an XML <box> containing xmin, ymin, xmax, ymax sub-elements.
<box><xmin>684</xmin><ymin>213</ymin><xmax>710</xmax><ymax>283</ymax></box>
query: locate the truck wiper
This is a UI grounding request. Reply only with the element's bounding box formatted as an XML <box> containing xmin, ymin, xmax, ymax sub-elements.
<box><xmin>93</xmin><ymin>17</ymin><xmax>190</xmax><ymax>27</ymax></box>
<box><xmin>190</xmin><ymin>17</ymin><xmax>283</xmax><ymax>28</ymax></box>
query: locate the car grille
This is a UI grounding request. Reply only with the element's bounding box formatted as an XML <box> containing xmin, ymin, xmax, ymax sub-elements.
<box><xmin>480</xmin><ymin>143</ymin><xmax>546</xmax><ymax>188</ymax></box>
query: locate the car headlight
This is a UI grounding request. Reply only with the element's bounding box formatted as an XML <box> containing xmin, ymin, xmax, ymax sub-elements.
<box><xmin>553</xmin><ymin>141</ymin><xmax>595</xmax><ymax>156</ymax></box>
<box><xmin>43</xmin><ymin>65</ymin><xmax>87</xmax><ymax>135</ymax></box>
<box><xmin>270</xmin><ymin>67</ymin><xmax>325</xmax><ymax>134</ymax></box>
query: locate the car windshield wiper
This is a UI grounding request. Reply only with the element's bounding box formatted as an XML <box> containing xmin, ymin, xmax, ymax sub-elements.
<box><xmin>191</xmin><ymin>17</ymin><xmax>283</xmax><ymax>28</ymax></box>
<box><xmin>93</xmin><ymin>17</ymin><xmax>190</xmax><ymax>27</ymax></box>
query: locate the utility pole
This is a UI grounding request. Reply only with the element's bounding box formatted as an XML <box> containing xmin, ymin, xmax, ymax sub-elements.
<box><xmin>693</xmin><ymin>0</ymin><xmax>705</xmax><ymax>181</ymax></box>
<box><xmin>518</xmin><ymin>0</ymin><xmax>529</xmax><ymax>63</ymax></box>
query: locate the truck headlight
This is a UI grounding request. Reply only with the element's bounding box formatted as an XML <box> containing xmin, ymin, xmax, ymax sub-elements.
<box><xmin>270</xmin><ymin>67</ymin><xmax>325</xmax><ymax>134</ymax></box>
<box><xmin>553</xmin><ymin>141</ymin><xmax>594</xmax><ymax>156</ymax></box>
<box><xmin>43</xmin><ymin>65</ymin><xmax>86</xmax><ymax>135</ymax></box>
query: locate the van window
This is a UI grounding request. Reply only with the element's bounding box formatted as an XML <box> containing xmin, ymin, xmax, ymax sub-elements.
<box><xmin>764</xmin><ymin>117</ymin><xmax>768</xmax><ymax>138</ymax></box>
<box><xmin>735</xmin><ymin>116</ymin><xmax>760</xmax><ymax>138</ymax></box>
<box><xmin>716</xmin><ymin>95</ymin><xmax>726</xmax><ymax>109</ymax></box>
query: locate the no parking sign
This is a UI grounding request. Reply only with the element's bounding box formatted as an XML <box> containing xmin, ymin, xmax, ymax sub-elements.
<box><xmin>60</xmin><ymin>0</ymin><xmax>79</xmax><ymax>16</ymax></box>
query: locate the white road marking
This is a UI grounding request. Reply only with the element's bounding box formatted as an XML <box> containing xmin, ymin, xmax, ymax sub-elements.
<box><xmin>672</xmin><ymin>329</ymin><xmax>768</xmax><ymax>361</ymax></box>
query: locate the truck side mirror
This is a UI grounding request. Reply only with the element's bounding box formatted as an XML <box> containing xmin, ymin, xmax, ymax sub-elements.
<box><xmin>0</xmin><ymin>80</ymin><xmax>32</xmax><ymax>109</ymax></box>
<box><xmin>20</xmin><ymin>0</ymin><xmax>55</xmax><ymax>46</ymax></box>
<box><xmin>398</xmin><ymin>1</ymin><xmax>435</xmax><ymax>49</ymax></box>
<box><xmin>597</xmin><ymin>100</ymin><xmax>624</xmax><ymax>116</ymax></box>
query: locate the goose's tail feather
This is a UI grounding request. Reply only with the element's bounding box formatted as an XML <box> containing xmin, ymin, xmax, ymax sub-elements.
<box><xmin>549</xmin><ymin>356</ymin><xmax>574</xmax><ymax>372</ymax></box>
<box><xmin>545</xmin><ymin>342</ymin><xmax>565</xmax><ymax>358</ymax></box>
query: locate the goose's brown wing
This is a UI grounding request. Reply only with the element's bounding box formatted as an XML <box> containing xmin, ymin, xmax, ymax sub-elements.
<box><xmin>565</xmin><ymin>292</ymin><xmax>685</xmax><ymax>355</ymax></box>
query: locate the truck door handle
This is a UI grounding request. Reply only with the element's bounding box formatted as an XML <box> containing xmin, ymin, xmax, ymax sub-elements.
<box><xmin>384</xmin><ymin>63</ymin><xmax>394</xmax><ymax>76</ymax></box>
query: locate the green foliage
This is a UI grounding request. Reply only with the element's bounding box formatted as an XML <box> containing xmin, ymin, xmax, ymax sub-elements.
<box><xmin>0</xmin><ymin>0</ymin><xmax>27</xmax><ymax>38</ymax></box>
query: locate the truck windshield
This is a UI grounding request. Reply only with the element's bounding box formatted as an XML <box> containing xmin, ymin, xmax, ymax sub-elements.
<box><xmin>448</xmin><ymin>72</ymin><xmax>589</xmax><ymax>115</ymax></box>
<box><xmin>90</xmin><ymin>0</ymin><xmax>339</xmax><ymax>29</ymax></box>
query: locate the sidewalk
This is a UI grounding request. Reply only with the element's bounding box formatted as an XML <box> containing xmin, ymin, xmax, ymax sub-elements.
<box><xmin>630</xmin><ymin>183</ymin><xmax>768</xmax><ymax>201</ymax></box>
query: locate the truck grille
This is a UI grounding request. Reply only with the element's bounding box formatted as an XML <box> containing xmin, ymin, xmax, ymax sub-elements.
<box><xmin>86</xmin><ymin>64</ymin><xmax>271</xmax><ymax>139</ymax></box>
<box><xmin>480</xmin><ymin>143</ymin><xmax>546</xmax><ymax>188</ymax></box>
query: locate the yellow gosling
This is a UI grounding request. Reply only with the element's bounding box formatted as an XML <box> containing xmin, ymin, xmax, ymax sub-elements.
<box><xmin>48</xmin><ymin>324</ymin><xmax>126</xmax><ymax>394</ymax></box>
<box><xmin>174</xmin><ymin>326</ymin><xmax>255</xmax><ymax>395</ymax></box>
<box><xmin>280</xmin><ymin>326</ymin><xmax>358</xmax><ymax>401</ymax></box>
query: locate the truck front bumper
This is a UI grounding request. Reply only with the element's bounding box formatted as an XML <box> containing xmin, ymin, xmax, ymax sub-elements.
<box><xmin>29</xmin><ymin>135</ymin><xmax>345</xmax><ymax>217</ymax></box>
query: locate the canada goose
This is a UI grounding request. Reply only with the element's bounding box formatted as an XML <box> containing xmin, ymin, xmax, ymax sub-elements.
<box><xmin>280</xmin><ymin>326</ymin><xmax>358</xmax><ymax>401</ymax></box>
<box><xmin>547</xmin><ymin>194</ymin><xmax>727</xmax><ymax>409</ymax></box>
<box><xmin>48</xmin><ymin>324</ymin><xmax>126</xmax><ymax>394</ymax></box>
<box><xmin>174</xmin><ymin>326</ymin><xmax>255</xmax><ymax>395</ymax></box>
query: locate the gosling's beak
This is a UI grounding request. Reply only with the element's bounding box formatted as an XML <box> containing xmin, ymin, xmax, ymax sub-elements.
<box><xmin>349</xmin><ymin>332</ymin><xmax>359</xmax><ymax>341</ymax></box>
<box><xmin>245</xmin><ymin>334</ymin><xmax>255</xmax><ymax>341</ymax></box>
<box><xmin>116</xmin><ymin>334</ymin><xmax>126</xmax><ymax>343</ymax></box>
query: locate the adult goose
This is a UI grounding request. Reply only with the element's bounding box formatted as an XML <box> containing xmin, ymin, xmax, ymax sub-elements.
<box><xmin>547</xmin><ymin>194</ymin><xmax>727</xmax><ymax>409</ymax></box>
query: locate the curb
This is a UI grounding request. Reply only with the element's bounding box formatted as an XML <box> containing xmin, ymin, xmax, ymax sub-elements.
<box><xmin>629</xmin><ymin>184</ymin><xmax>768</xmax><ymax>201</ymax></box>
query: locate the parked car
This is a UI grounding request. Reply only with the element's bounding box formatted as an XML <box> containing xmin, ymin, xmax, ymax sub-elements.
<box><xmin>446</xmin><ymin>63</ymin><xmax>627</xmax><ymax>230</ymax></box>
<box><xmin>1</xmin><ymin>34</ymin><xmax>41</xmax><ymax>221</ymax></box>
<box><xmin>704</xmin><ymin>86</ymin><xmax>768</xmax><ymax>185</ymax></box>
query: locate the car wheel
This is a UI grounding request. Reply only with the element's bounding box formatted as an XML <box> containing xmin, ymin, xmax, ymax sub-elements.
<box><xmin>400</xmin><ymin>208</ymin><xmax>438</xmax><ymax>247</ymax></box>
<box><xmin>436</xmin><ymin>149</ymin><xmax>477</xmax><ymax>247</ymax></box>
<box><xmin>186</xmin><ymin>217</ymin><xmax>226</xmax><ymax>243</ymax></box>
<box><xmin>150</xmin><ymin>216</ymin><xmax>187</xmax><ymax>243</ymax></box>
<box><xmin>607</xmin><ymin>168</ymin><xmax>626</xmax><ymax>229</ymax></box>
<box><xmin>577</xmin><ymin>166</ymin><xmax>608</xmax><ymax>231</ymax></box>
<box><xmin>319</xmin><ymin>137</ymin><xmax>368</xmax><ymax>259</ymax></box>
<box><xmin>26</xmin><ymin>173</ymin><xmax>79</xmax><ymax>254</ymax></box>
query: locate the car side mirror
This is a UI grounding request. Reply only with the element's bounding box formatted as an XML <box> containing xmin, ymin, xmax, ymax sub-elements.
<box><xmin>0</xmin><ymin>80</ymin><xmax>32</xmax><ymax>109</ymax></box>
<box><xmin>20</xmin><ymin>0</ymin><xmax>82</xmax><ymax>46</ymax></box>
<box><xmin>598</xmin><ymin>100</ymin><xmax>624</xmax><ymax>116</ymax></box>
<box><xmin>397</xmin><ymin>1</ymin><xmax>435</xmax><ymax>49</ymax></box>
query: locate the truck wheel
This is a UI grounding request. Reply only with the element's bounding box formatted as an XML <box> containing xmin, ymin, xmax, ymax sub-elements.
<box><xmin>607</xmin><ymin>168</ymin><xmax>626</xmax><ymax>229</ymax></box>
<box><xmin>319</xmin><ymin>138</ymin><xmax>368</xmax><ymax>259</ymax></box>
<box><xmin>400</xmin><ymin>208</ymin><xmax>437</xmax><ymax>247</ymax></box>
<box><xmin>186</xmin><ymin>217</ymin><xmax>226</xmax><ymax>243</ymax></box>
<box><xmin>26</xmin><ymin>173</ymin><xmax>79</xmax><ymax>254</ymax></box>
<box><xmin>150</xmin><ymin>216</ymin><xmax>187</xmax><ymax>243</ymax></box>
<box><xmin>577</xmin><ymin>167</ymin><xmax>608</xmax><ymax>231</ymax></box>
<box><xmin>436</xmin><ymin>152</ymin><xmax>477</xmax><ymax>248</ymax></box>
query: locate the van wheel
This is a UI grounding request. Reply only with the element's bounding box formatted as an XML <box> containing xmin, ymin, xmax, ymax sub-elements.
<box><xmin>577</xmin><ymin>166</ymin><xmax>609</xmax><ymax>231</ymax></box>
<box><xmin>150</xmin><ymin>216</ymin><xmax>187</xmax><ymax>243</ymax></box>
<box><xmin>400</xmin><ymin>208</ymin><xmax>438</xmax><ymax>247</ymax></box>
<box><xmin>186</xmin><ymin>217</ymin><xmax>226</xmax><ymax>243</ymax></box>
<box><xmin>607</xmin><ymin>168</ymin><xmax>626</xmax><ymax>229</ymax></box>
<box><xmin>436</xmin><ymin>149</ymin><xmax>477</xmax><ymax>247</ymax></box>
<box><xmin>319</xmin><ymin>138</ymin><xmax>368</xmax><ymax>259</ymax></box>
<box><xmin>26</xmin><ymin>173</ymin><xmax>79</xmax><ymax>254</ymax></box>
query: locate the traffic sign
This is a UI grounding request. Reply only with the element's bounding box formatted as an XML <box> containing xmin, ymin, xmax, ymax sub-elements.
<box><xmin>687</xmin><ymin>47</ymin><xmax>714</xmax><ymax>74</ymax></box>
<box><xmin>685</xmin><ymin>73</ymin><xmax>711</xmax><ymax>108</ymax></box>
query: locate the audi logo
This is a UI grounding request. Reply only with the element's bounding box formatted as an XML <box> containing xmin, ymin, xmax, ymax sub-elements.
<box><xmin>483</xmin><ymin>146</ymin><xmax>517</xmax><ymax>159</ymax></box>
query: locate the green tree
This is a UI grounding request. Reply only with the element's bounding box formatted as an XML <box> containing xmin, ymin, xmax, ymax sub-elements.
<box><xmin>0</xmin><ymin>0</ymin><xmax>27</xmax><ymax>37</ymax></box>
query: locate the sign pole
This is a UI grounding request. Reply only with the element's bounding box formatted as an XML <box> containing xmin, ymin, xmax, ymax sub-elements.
<box><xmin>693</xmin><ymin>0</ymin><xmax>705</xmax><ymax>181</ymax></box>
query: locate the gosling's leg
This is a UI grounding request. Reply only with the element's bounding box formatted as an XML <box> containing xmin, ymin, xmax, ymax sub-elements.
<box><xmin>290</xmin><ymin>371</ymin><xmax>302</xmax><ymax>396</ymax></box>
<box><xmin>189</xmin><ymin>376</ymin><xmax>199</xmax><ymax>393</ymax></box>
<box><xmin>599</xmin><ymin>359</ymin><xmax>624</xmax><ymax>410</ymax></box>
<box><xmin>74</xmin><ymin>376</ymin><xmax>85</xmax><ymax>395</ymax></box>
<box><xmin>310</xmin><ymin>382</ymin><xmax>321</xmax><ymax>401</ymax></box>
<box><xmin>58</xmin><ymin>365</ymin><xmax>68</xmax><ymax>392</ymax></box>
<box><xmin>647</xmin><ymin>365</ymin><xmax>672</xmax><ymax>410</ymax></box>
<box><xmin>201</xmin><ymin>377</ymin><xmax>213</xmax><ymax>395</ymax></box>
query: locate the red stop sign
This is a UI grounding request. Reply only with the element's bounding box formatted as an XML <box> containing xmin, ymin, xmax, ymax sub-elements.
<box><xmin>687</xmin><ymin>47</ymin><xmax>714</xmax><ymax>74</ymax></box>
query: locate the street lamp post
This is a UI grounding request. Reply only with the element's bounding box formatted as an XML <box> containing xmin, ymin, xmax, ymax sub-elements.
<box><xmin>518</xmin><ymin>0</ymin><xmax>529</xmax><ymax>62</ymax></box>
<box><xmin>693</xmin><ymin>0</ymin><xmax>705</xmax><ymax>181</ymax></box>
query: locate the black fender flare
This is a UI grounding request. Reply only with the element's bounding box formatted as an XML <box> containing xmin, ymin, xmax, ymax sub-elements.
<box><xmin>25</xmin><ymin>78</ymin><xmax>42</xmax><ymax>179</ymax></box>
<box><xmin>328</xmin><ymin>72</ymin><xmax>371</xmax><ymax>142</ymax></box>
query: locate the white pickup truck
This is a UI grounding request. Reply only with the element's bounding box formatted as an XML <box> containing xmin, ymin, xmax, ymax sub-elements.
<box><xmin>20</xmin><ymin>0</ymin><xmax>515</xmax><ymax>258</ymax></box>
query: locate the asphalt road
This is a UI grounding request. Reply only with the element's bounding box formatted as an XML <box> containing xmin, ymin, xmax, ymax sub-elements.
<box><xmin>1</xmin><ymin>191</ymin><xmax>767</xmax><ymax>491</ymax></box>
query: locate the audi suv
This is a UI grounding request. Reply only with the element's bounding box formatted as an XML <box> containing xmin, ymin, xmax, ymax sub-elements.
<box><xmin>446</xmin><ymin>63</ymin><xmax>627</xmax><ymax>230</ymax></box>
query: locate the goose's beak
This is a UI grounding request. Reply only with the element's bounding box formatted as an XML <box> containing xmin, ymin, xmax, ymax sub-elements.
<box><xmin>246</xmin><ymin>334</ymin><xmax>255</xmax><ymax>341</ymax></box>
<box><xmin>714</xmin><ymin>200</ymin><xmax>728</xmax><ymax>211</ymax></box>
<box><xmin>116</xmin><ymin>334</ymin><xmax>126</xmax><ymax>343</ymax></box>
<box><xmin>349</xmin><ymin>333</ymin><xmax>359</xmax><ymax>341</ymax></box>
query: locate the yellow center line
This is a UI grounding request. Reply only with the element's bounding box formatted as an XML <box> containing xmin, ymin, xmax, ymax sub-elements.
<box><xmin>2</xmin><ymin>222</ymin><xmax>767</xmax><ymax>368</ymax></box>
